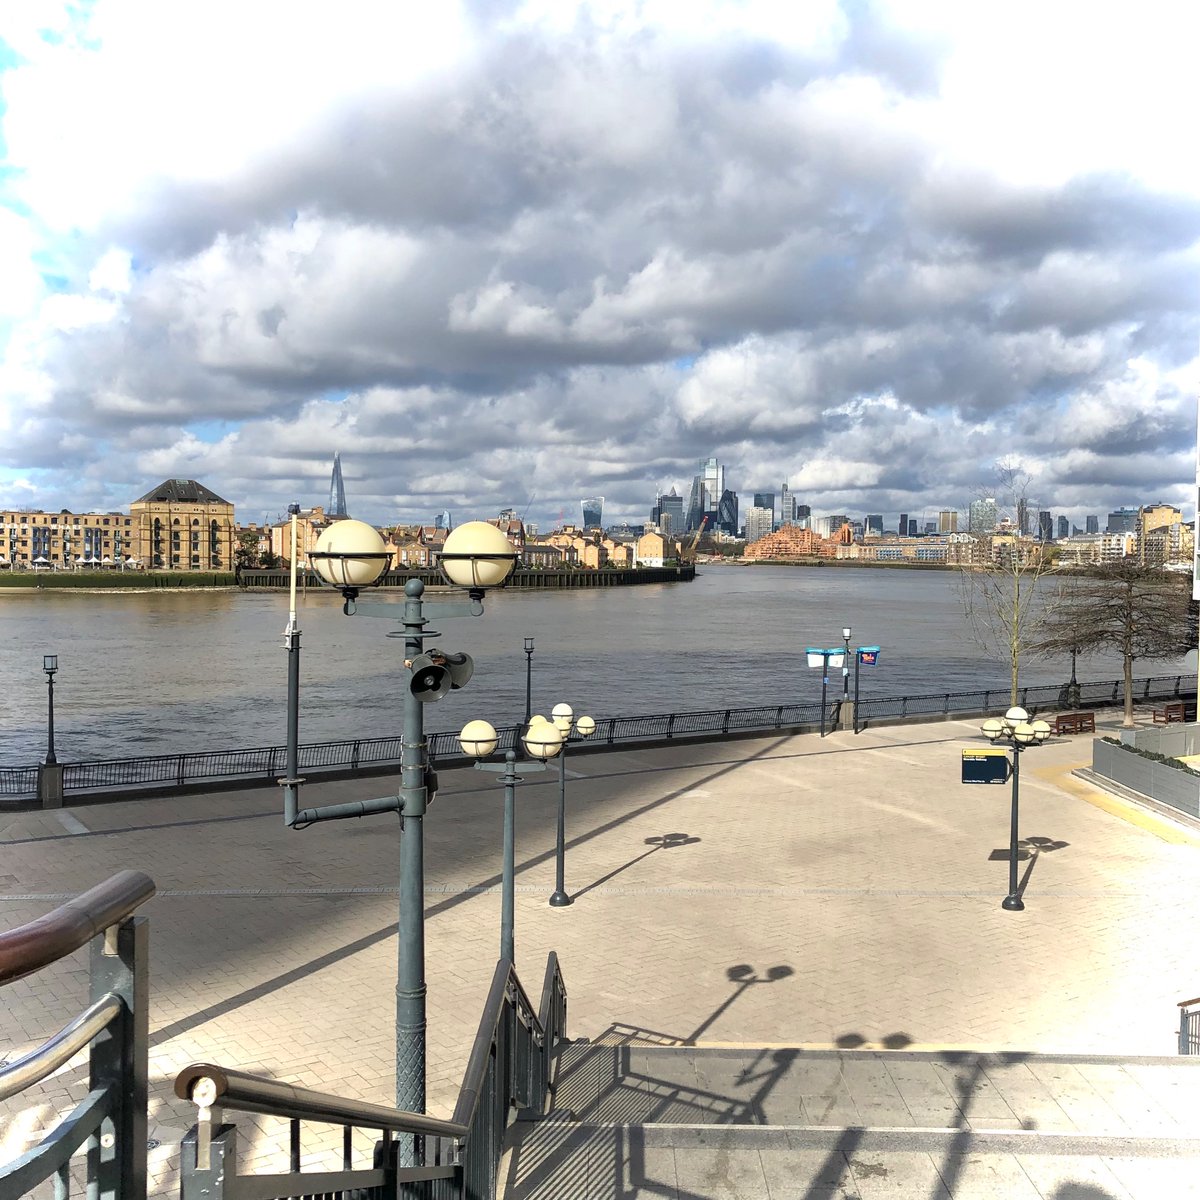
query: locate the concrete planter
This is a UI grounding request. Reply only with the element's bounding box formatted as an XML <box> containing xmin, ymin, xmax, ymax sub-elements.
<box><xmin>1093</xmin><ymin>738</ymin><xmax>1200</xmax><ymax>818</ymax></box>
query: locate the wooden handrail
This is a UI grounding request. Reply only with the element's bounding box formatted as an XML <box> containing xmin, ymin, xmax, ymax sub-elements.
<box><xmin>0</xmin><ymin>870</ymin><xmax>155</xmax><ymax>985</ymax></box>
<box><xmin>1178</xmin><ymin>997</ymin><xmax>1200</xmax><ymax>1008</ymax></box>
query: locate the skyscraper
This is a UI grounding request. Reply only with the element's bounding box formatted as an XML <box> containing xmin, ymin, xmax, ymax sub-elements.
<box><xmin>582</xmin><ymin>496</ymin><xmax>604</xmax><ymax>529</ymax></box>
<box><xmin>1056</xmin><ymin>515</ymin><xmax>1069</xmax><ymax>539</ymax></box>
<box><xmin>794</xmin><ymin>504</ymin><xmax>811</xmax><ymax>530</ymax></box>
<box><xmin>744</xmin><ymin>505</ymin><xmax>773</xmax><ymax>545</ymax></box>
<box><xmin>938</xmin><ymin>510</ymin><xmax>958</xmax><ymax>533</ymax></box>
<box><xmin>716</xmin><ymin>489</ymin><xmax>739</xmax><ymax>535</ymax></box>
<box><xmin>1107</xmin><ymin>507</ymin><xmax>1138</xmax><ymax>534</ymax></box>
<box><xmin>655</xmin><ymin>487</ymin><xmax>684</xmax><ymax>535</ymax></box>
<box><xmin>898</xmin><ymin>512</ymin><xmax>908</xmax><ymax>537</ymax></box>
<box><xmin>1017</xmin><ymin>498</ymin><xmax>1029</xmax><ymax>536</ymax></box>
<box><xmin>969</xmin><ymin>498</ymin><xmax>997</xmax><ymax>533</ymax></box>
<box><xmin>753</xmin><ymin>492</ymin><xmax>775</xmax><ymax>522</ymax></box>
<box><xmin>779</xmin><ymin>482</ymin><xmax>795</xmax><ymax>527</ymax></box>
<box><xmin>1038</xmin><ymin>511</ymin><xmax>1053</xmax><ymax>541</ymax></box>
<box><xmin>327</xmin><ymin>452</ymin><xmax>348</xmax><ymax>518</ymax></box>
<box><xmin>1086</xmin><ymin>515</ymin><xmax>1099</xmax><ymax>534</ymax></box>
<box><xmin>864</xmin><ymin>514</ymin><xmax>883</xmax><ymax>536</ymax></box>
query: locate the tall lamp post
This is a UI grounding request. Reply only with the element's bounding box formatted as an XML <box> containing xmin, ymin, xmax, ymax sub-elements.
<box><xmin>289</xmin><ymin>518</ymin><xmax>517</xmax><ymax>1137</ymax></box>
<box><xmin>43</xmin><ymin>655</ymin><xmax>58</xmax><ymax>765</ymax></box>
<box><xmin>841</xmin><ymin>626</ymin><xmax>852</xmax><ymax>705</ymax></box>
<box><xmin>547</xmin><ymin>703</ymin><xmax>596</xmax><ymax>907</ymax></box>
<box><xmin>981</xmin><ymin>707</ymin><xmax>1051</xmax><ymax>911</ymax></box>
<box><xmin>523</xmin><ymin>636</ymin><xmax>535</xmax><ymax>722</ymax></box>
<box><xmin>459</xmin><ymin>719</ymin><xmax>563</xmax><ymax>963</ymax></box>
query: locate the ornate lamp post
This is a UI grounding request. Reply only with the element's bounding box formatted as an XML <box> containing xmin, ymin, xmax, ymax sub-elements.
<box><xmin>523</xmin><ymin>636</ymin><xmax>535</xmax><ymax>722</ymax></box>
<box><xmin>291</xmin><ymin>518</ymin><xmax>517</xmax><ymax>1135</ymax></box>
<box><xmin>981</xmin><ymin>707</ymin><xmax>1051</xmax><ymax>911</ymax></box>
<box><xmin>547</xmin><ymin>703</ymin><xmax>595</xmax><ymax>907</ymax></box>
<box><xmin>43</xmin><ymin>655</ymin><xmax>58</xmax><ymax>765</ymax></box>
<box><xmin>459</xmin><ymin>718</ymin><xmax>563</xmax><ymax>963</ymax></box>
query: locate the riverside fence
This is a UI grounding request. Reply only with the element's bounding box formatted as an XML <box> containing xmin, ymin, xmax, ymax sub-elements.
<box><xmin>1</xmin><ymin>673</ymin><xmax>1191</xmax><ymax>807</ymax></box>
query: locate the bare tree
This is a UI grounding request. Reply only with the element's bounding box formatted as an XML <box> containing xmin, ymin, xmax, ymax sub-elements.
<box><xmin>1030</xmin><ymin>562</ymin><xmax>1191</xmax><ymax>726</ymax></box>
<box><xmin>957</xmin><ymin>462</ymin><xmax>1059</xmax><ymax>705</ymax></box>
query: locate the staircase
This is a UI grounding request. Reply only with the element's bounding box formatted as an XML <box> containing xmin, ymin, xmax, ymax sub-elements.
<box><xmin>500</xmin><ymin>1042</ymin><xmax>1200</xmax><ymax>1198</ymax></box>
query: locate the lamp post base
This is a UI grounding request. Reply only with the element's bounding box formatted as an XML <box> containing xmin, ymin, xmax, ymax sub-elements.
<box><xmin>548</xmin><ymin>891</ymin><xmax>573</xmax><ymax>908</ymax></box>
<box><xmin>1001</xmin><ymin>894</ymin><xmax>1025</xmax><ymax>911</ymax></box>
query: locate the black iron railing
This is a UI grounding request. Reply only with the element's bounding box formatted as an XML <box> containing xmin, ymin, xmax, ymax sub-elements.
<box><xmin>0</xmin><ymin>675</ymin><xmax>1189</xmax><ymax>803</ymax></box>
<box><xmin>0</xmin><ymin>871</ymin><xmax>156</xmax><ymax>1200</ymax></box>
<box><xmin>175</xmin><ymin>953</ymin><xmax>567</xmax><ymax>1200</ymax></box>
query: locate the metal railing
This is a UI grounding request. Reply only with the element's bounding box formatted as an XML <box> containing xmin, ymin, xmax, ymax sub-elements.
<box><xmin>1180</xmin><ymin>996</ymin><xmax>1200</xmax><ymax>1055</ymax></box>
<box><xmin>0</xmin><ymin>870</ymin><xmax>156</xmax><ymax>1200</ymax></box>
<box><xmin>176</xmin><ymin>952</ymin><xmax>567</xmax><ymax>1200</ymax></box>
<box><xmin>0</xmin><ymin>674</ymin><xmax>1189</xmax><ymax>804</ymax></box>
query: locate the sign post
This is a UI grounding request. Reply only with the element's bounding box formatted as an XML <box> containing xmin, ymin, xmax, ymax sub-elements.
<box><xmin>853</xmin><ymin>646</ymin><xmax>880</xmax><ymax>734</ymax></box>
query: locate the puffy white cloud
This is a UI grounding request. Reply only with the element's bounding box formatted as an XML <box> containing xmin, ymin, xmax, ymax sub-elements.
<box><xmin>0</xmin><ymin>0</ymin><xmax>1196</xmax><ymax>530</ymax></box>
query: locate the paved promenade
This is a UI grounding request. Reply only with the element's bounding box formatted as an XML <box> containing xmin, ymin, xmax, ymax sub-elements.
<box><xmin>2</xmin><ymin>709</ymin><xmax>1199</xmax><ymax>1196</ymax></box>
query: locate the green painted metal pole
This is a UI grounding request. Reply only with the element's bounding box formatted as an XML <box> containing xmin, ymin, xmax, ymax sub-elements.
<box><xmin>1002</xmin><ymin>745</ymin><xmax>1024</xmax><ymax>911</ymax></box>
<box><xmin>502</xmin><ymin>751</ymin><xmax>517</xmax><ymax>963</ymax></box>
<box><xmin>45</xmin><ymin>670</ymin><xmax>57</xmax><ymax>765</ymax></box>
<box><xmin>397</xmin><ymin>578</ymin><xmax>428</xmax><ymax>1139</ymax></box>
<box><xmin>549</xmin><ymin>739</ymin><xmax>571</xmax><ymax>906</ymax></box>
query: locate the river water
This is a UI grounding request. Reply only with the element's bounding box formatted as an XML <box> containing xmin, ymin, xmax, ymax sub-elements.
<box><xmin>0</xmin><ymin>565</ymin><xmax>1193</xmax><ymax>765</ymax></box>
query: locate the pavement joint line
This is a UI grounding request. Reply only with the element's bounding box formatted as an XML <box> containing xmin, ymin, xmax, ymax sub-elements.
<box><xmin>0</xmin><ymin>885</ymin><xmax>1158</xmax><ymax>901</ymax></box>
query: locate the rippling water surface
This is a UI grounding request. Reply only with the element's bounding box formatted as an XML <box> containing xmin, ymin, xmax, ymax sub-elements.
<box><xmin>0</xmin><ymin>565</ymin><xmax>1193</xmax><ymax>764</ymax></box>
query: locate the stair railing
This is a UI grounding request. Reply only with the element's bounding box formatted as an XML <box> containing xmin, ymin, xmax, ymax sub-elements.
<box><xmin>176</xmin><ymin>952</ymin><xmax>567</xmax><ymax>1200</ymax></box>
<box><xmin>1179</xmin><ymin>995</ymin><xmax>1200</xmax><ymax>1055</ymax></box>
<box><xmin>0</xmin><ymin>870</ymin><xmax>156</xmax><ymax>1200</ymax></box>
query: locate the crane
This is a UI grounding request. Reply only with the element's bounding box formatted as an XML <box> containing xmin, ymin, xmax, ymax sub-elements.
<box><xmin>683</xmin><ymin>514</ymin><xmax>708</xmax><ymax>561</ymax></box>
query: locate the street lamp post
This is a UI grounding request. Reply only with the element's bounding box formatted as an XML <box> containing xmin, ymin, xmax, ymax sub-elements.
<box><xmin>981</xmin><ymin>707</ymin><xmax>1051</xmax><ymax>911</ymax></box>
<box><xmin>459</xmin><ymin>719</ymin><xmax>563</xmax><ymax>963</ymax></box>
<box><xmin>841</xmin><ymin>626</ymin><xmax>852</xmax><ymax>704</ymax></box>
<box><xmin>523</xmin><ymin>637</ymin><xmax>535</xmax><ymax>722</ymax></box>
<box><xmin>43</xmin><ymin>655</ymin><xmax>58</xmax><ymax>765</ymax></box>
<box><xmin>291</xmin><ymin>518</ymin><xmax>517</xmax><ymax>1136</ymax></box>
<box><xmin>547</xmin><ymin>703</ymin><xmax>596</xmax><ymax>907</ymax></box>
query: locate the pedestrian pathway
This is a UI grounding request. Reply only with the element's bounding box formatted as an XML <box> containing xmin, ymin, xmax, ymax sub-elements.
<box><xmin>1</xmin><ymin>710</ymin><xmax>1198</xmax><ymax>1196</ymax></box>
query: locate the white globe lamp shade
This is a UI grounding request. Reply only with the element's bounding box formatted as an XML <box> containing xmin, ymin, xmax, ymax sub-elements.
<box><xmin>523</xmin><ymin>720</ymin><xmax>564</xmax><ymax>759</ymax></box>
<box><xmin>527</xmin><ymin>714</ymin><xmax>549</xmax><ymax>726</ymax></box>
<box><xmin>459</xmin><ymin>719</ymin><xmax>499</xmax><ymax>759</ymax></box>
<box><xmin>981</xmin><ymin>717</ymin><xmax>1005</xmax><ymax>741</ymax></box>
<box><xmin>551</xmin><ymin>702</ymin><xmax>574</xmax><ymax>732</ymax></box>
<box><xmin>310</xmin><ymin>520</ymin><xmax>391</xmax><ymax>589</ymax></box>
<box><xmin>439</xmin><ymin>521</ymin><xmax>519</xmax><ymax>590</ymax></box>
<box><xmin>1030</xmin><ymin>719</ymin><xmax>1052</xmax><ymax>742</ymax></box>
<box><xmin>1004</xmin><ymin>706</ymin><xmax>1029</xmax><ymax>725</ymax></box>
<box><xmin>1012</xmin><ymin>721</ymin><xmax>1036</xmax><ymax>745</ymax></box>
<box><xmin>575</xmin><ymin>714</ymin><xmax>596</xmax><ymax>738</ymax></box>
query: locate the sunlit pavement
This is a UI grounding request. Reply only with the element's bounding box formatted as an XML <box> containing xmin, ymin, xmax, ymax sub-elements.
<box><xmin>2</xmin><ymin>705</ymin><xmax>1198</xmax><ymax>1195</ymax></box>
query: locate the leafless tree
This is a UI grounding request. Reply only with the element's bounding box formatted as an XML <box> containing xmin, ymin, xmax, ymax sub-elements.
<box><xmin>957</xmin><ymin>462</ymin><xmax>1060</xmax><ymax>706</ymax></box>
<box><xmin>1030</xmin><ymin>562</ymin><xmax>1191</xmax><ymax>726</ymax></box>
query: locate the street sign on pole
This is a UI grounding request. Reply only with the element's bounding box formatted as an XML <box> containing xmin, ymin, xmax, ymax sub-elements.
<box><xmin>962</xmin><ymin>748</ymin><xmax>1010</xmax><ymax>785</ymax></box>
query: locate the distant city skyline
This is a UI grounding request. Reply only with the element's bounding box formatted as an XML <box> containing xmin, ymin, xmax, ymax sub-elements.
<box><xmin>0</xmin><ymin>4</ymin><xmax>1196</xmax><ymax>530</ymax></box>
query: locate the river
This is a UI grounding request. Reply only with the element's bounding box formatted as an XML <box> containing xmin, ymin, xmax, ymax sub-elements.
<box><xmin>0</xmin><ymin>565</ymin><xmax>1193</xmax><ymax>765</ymax></box>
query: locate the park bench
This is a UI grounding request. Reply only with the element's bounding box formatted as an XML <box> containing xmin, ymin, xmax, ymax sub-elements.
<box><xmin>1154</xmin><ymin>701</ymin><xmax>1187</xmax><ymax>724</ymax></box>
<box><xmin>1052</xmin><ymin>711</ymin><xmax>1095</xmax><ymax>735</ymax></box>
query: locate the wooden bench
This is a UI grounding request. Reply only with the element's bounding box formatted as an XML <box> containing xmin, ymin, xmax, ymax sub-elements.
<box><xmin>1154</xmin><ymin>701</ymin><xmax>1187</xmax><ymax>724</ymax></box>
<box><xmin>1052</xmin><ymin>711</ymin><xmax>1095</xmax><ymax>735</ymax></box>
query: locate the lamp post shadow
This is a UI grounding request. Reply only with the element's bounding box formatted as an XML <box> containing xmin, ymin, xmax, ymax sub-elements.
<box><xmin>570</xmin><ymin>832</ymin><xmax>701</xmax><ymax>903</ymax></box>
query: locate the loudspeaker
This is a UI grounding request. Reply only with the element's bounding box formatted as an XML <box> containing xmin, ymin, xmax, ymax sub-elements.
<box><xmin>442</xmin><ymin>651</ymin><xmax>474</xmax><ymax>690</ymax></box>
<box><xmin>409</xmin><ymin>655</ymin><xmax>452</xmax><ymax>703</ymax></box>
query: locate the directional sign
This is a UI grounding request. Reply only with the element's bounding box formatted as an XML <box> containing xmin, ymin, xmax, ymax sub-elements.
<box><xmin>858</xmin><ymin>646</ymin><xmax>881</xmax><ymax>666</ymax></box>
<box><xmin>962</xmin><ymin>748</ymin><xmax>1010</xmax><ymax>785</ymax></box>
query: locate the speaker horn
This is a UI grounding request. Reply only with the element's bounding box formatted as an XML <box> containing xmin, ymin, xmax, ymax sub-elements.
<box><xmin>409</xmin><ymin>654</ymin><xmax>452</xmax><ymax>703</ymax></box>
<box><xmin>442</xmin><ymin>651</ymin><xmax>475</xmax><ymax>690</ymax></box>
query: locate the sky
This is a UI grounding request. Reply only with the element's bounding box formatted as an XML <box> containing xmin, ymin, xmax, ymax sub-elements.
<box><xmin>0</xmin><ymin>0</ymin><xmax>1197</xmax><ymax>531</ymax></box>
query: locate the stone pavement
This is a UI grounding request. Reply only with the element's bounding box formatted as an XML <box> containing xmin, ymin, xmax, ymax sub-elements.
<box><xmin>2</xmin><ymin>708</ymin><xmax>1199</xmax><ymax>1196</ymax></box>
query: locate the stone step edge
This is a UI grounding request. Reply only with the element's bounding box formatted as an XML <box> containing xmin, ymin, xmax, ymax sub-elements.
<box><xmin>513</xmin><ymin>1119</ymin><xmax>1200</xmax><ymax>1157</ymax></box>
<box><xmin>563</xmin><ymin>1039</ymin><xmax>1200</xmax><ymax>1066</ymax></box>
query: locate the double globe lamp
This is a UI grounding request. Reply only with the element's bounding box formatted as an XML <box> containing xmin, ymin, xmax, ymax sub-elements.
<box><xmin>305</xmin><ymin>517</ymin><xmax>518</xmax><ymax>1128</ymax></box>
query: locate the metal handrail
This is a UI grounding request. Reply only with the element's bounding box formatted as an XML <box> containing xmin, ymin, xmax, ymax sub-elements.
<box><xmin>0</xmin><ymin>993</ymin><xmax>123</xmax><ymax>1102</ymax></box>
<box><xmin>173</xmin><ymin>1063</ymin><xmax>466</xmax><ymax>1138</ymax></box>
<box><xmin>450</xmin><ymin>956</ymin><xmax>541</xmax><ymax>1131</ymax></box>
<box><xmin>0</xmin><ymin>869</ymin><xmax>155</xmax><ymax>983</ymax></box>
